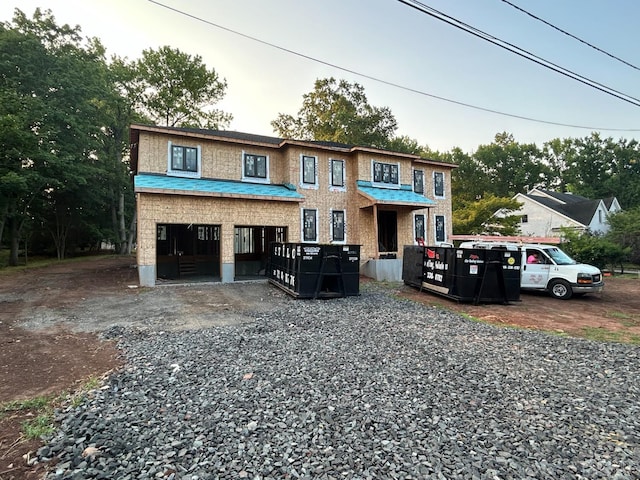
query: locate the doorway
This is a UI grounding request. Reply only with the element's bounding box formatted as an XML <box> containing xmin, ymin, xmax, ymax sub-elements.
<box><xmin>377</xmin><ymin>210</ymin><xmax>397</xmax><ymax>257</ymax></box>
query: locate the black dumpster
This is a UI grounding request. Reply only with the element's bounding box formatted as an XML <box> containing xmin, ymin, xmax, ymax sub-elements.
<box><xmin>268</xmin><ymin>243</ymin><xmax>360</xmax><ymax>299</ymax></box>
<box><xmin>403</xmin><ymin>245</ymin><xmax>521</xmax><ymax>304</ymax></box>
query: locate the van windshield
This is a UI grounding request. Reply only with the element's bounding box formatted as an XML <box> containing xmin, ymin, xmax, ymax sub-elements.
<box><xmin>543</xmin><ymin>247</ymin><xmax>577</xmax><ymax>265</ymax></box>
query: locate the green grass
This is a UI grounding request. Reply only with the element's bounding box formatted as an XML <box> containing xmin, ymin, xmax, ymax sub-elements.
<box><xmin>580</xmin><ymin>327</ymin><xmax>640</xmax><ymax>345</ymax></box>
<box><xmin>0</xmin><ymin>251</ymin><xmax>115</xmax><ymax>274</ymax></box>
<box><xmin>0</xmin><ymin>376</ymin><xmax>104</xmax><ymax>439</ymax></box>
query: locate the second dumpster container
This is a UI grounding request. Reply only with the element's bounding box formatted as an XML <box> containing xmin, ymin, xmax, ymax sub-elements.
<box><xmin>403</xmin><ymin>244</ymin><xmax>521</xmax><ymax>303</ymax></box>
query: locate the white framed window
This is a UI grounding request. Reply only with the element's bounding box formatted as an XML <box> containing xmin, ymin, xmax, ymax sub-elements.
<box><xmin>372</xmin><ymin>160</ymin><xmax>400</xmax><ymax>188</ymax></box>
<box><xmin>300</xmin><ymin>154</ymin><xmax>318</xmax><ymax>189</ymax></box>
<box><xmin>433</xmin><ymin>171</ymin><xmax>445</xmax><ymax>198</ymax></box>
<box><xmin>167</xmin><ymin>142</ymin><xmax>201</xmax><ymax>178</ymax></box>
<box><xmin>413</xmin><ymin>169</ymin><xmax>425</xmax><ymax>195</ymax></box>
<box><xmin>242</xmin><ymin>151</ymin><xmax>270</xmax><ymax>183</ymax></box>
<box><xmin>434</xmin><ymin>214</ymin><xmax>446</xmax><ymax>243</ymax></box>
<box><xmin>414</xmin><ymin>213</ymin><xmax>426</xmax><ymax>244</ymax></box>
<box><xmin>331</xmin><ymin>209</ymin><xmax>346</xmax><ymax>243</ymax></box>
<box><xmin>330</xmin><ymin>159</ymin><xmax>346</xmax><ymax>191</ymax></box>
<box><xmin>301</xmin><ymin>208</ymin><xmax>318</xmax><ymax>243</ymax></box>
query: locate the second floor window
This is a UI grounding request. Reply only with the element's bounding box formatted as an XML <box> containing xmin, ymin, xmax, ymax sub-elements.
<box><xmin>167</xmin><ymin>142</ymin><xmax>201</xmax><ymax>177</ymax></box>
<box><xmin>171</xmin><ymin>146</ymin><xmax>198</xmax><ymax>172</ymax></box>
<box><xmin>413</xmin><ymin>169</ymin><xmax>424</xmax><ymax>194</ymax></box>
<box><xmin>434</xmin><ymin>172</ymin><xmax>445</xmax><ymax>198</ymax></box>
<box><xmin>331</xmin><ymin>159</ymin><xmax>345</xmax><ymax>188</ymax></box>
<box><xmin>373</xmin><ymin>161</ymin><xmax>399</xmax><ymax>186</ymax></box>
<box><xmin>301</xmin><ymin>155</ymin><xmax>317</xmax><ymax>187</ymax></box>
<box><xmin>243</xmin><ymin>153</ymin><xmax>268</xmax><ymax>181</ymax></box>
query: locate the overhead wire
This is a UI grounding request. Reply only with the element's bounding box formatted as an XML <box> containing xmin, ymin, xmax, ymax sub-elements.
<box><xmin>397</xmin><ymin>0</ymin><xmax>640</xmax><ymax>107</ymax></box>
<box><xmin>500</xmin><ymin>0</ymin><xmax>640</xmax><ymax>72</ymax></box>
<box><xmin>148</xmin><ymin>0</ymin><xmax>640</xmax><ymax>132</ymax></box>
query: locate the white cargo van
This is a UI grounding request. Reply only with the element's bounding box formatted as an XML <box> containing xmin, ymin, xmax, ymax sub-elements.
<box><xmin>459</xmin><ymin>241</ymin><xmax>604</xmax><ymax>299</ymax></box>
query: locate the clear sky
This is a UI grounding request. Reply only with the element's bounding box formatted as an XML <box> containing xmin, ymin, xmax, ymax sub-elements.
<box><xmin>2</xmin><ymin>0</ymin><xmax>639</xmax><ymax>153</ymax></box>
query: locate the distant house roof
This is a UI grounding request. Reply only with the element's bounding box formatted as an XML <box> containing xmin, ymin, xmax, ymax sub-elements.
<box><xmin>356</xmin><ymin>181</ymin><xmax>435</xmax><ymax>209</ymax></box>
<box><xmin>523</xmin><ymin>188</ymin><xmax>604</xmax><ymax>227</ymax></box>
<box><xmin>134</xmin><ymin>173</ymin><xmax>304</xmax><ymax>202</ymax></box>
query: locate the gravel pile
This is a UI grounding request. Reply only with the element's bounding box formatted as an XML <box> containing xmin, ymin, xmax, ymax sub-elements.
<box><xmin>41</xmin><ymin>283</ymin><xmax>640</xmax><ymax>479</ymax></box>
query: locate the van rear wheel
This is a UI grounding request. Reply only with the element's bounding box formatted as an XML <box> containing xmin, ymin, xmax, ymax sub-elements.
<box><xmin>549</xmin><ymin>279</ymin><xmax>572</xmax><ymax>300</ymax></box>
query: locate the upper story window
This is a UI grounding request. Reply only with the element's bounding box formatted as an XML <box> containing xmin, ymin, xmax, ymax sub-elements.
<box><xmin>300</xmin><ymin>155</ymin><xmax>318</xmax><ymax>189</ymax></box>
<box><xmin>372</xmin><ymin>161</ymin><xmax>400</xmax><ymax>188</ymax></box>
<box><xmin>243</xmin><ymin>152</ymin><xmax>269</xmax><ymax>183</ymax></box>
<box><xmin>434</xmin><ymin>171</ymin><xmax>445</xmax><ymax>198</ymax></box>
<box><xmin>413</xmin><ymin>169</ymin><xmax>424</xmax><ymax>195</ymax></box>
<box><xmin>521</xmin><ymin>215</ymin><xmax>529</xmax><ymax>223</ymax></box>
<box><xmin>167</xmin><ymin>142</ymin><xmax>201</xmax><ymax>178</ymax></box>
<box><xmin>330</xmin><ymin>159</ymin><xmax>345</xmax><ymax>190</ymax></box>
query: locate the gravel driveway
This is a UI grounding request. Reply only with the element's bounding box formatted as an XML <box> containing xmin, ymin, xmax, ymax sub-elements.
<box><xmin>41</xmin><ymin>282</ymin><xmax>640</xmax><ymax>479</ymax></box>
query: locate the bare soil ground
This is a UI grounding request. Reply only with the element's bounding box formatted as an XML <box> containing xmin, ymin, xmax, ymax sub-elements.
<box><xmin>1</xmin><ymin>255</ymin><xmax>639</xmax><ymax>479</ymax></box>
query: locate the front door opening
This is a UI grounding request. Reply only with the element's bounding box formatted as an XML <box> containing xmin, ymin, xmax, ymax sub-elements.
<box><xmin>377</xmin><ymin>210</ymin><xmax>397</xmax><ymax>258</ymax></box>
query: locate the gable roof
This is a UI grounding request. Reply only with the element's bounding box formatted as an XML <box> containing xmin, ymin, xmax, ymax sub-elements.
<box><xmin>521</xmin><ymin>189</ymin><xmax>603</xmax><ymax>227</ymax></box>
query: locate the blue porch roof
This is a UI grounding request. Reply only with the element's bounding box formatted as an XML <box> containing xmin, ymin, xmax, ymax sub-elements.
<box><xmin>357</xmin><ymin>180</ymin><xmax>435</xmax><ymax>208</ymax></box>
<box><xmin>134</xmin><ymin>173</ymin><xmax>304</xmax><ymax>202</ymax></box>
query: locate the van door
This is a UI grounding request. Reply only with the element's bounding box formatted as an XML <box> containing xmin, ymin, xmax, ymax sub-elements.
<box><xmin>521</xmin><ymin>248</ymin><xmax>550</xmax><ymax>289</ymax></box>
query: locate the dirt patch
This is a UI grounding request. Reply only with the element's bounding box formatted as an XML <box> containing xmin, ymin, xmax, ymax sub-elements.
<box><xmin>1</xmin><ymin>256</ymin><xmax>639</xmax><ymax>479</ymax></box>
<box><xmin>397</xmin><ymin>276</ymin><xmax>640</xmax><ymax>341</ymax></box>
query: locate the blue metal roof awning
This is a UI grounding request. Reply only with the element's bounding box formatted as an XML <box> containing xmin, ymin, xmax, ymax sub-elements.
<box><xmin>134</xmin><ymin>173</ymin><xmax>304</xmax><ymax>202</ymax></box>
<box><xmin>357</xmin><ymin>180</ymin><xmax>435</xmax><ymax>209</ymax></box>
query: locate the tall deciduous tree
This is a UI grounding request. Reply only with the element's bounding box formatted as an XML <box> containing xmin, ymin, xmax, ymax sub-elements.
<box><xmin>136</xmin><ymin>46</ymin><xmax>232</xmax><ymax>129</ymax></box>
<box><xmin>0</xmin><ymin>8</ymin><xmax>111</xmax><ymax>263</ymax></box>
<box><xmin>473</xmin><ymin>132</ymin><xmax>552</xmax><ymax>197</ymax></box>
<box><xmin>271</xmin><ymin>77</ymin><xmax>397</xmax><ymax>148</ymax></box>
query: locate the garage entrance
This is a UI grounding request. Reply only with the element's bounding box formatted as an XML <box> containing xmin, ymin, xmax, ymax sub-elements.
<box><xmin>235</xmin><ymin>226</ymin><xmax>287</xmax><ymax>279</ymax></box>
<box><xmin>156</xmin><ymin>224</ymin><xmax>221</xmax><ymax>280</ymax></box>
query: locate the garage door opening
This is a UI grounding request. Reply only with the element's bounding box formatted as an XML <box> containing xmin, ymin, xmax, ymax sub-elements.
<box><xmin>235</xmin><ymin>226</ymin><xmax>287</xmax><ymax>279</ymax></box>
<box><xmin>156</xmin><ymin>224</ymin><xmax>220</xmax><ymax>281</ymax></box>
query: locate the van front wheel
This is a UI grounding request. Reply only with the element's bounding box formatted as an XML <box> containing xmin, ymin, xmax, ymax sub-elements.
<box><xmin>549</xmin><ymin>279</ymin><xmax>572</xmax><ymax>300</ymax></box>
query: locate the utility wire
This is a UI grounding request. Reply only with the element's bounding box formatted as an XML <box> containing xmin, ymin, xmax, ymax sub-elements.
<box><xmin>500</xmin><ymin>0</ymin><xmax>640</xmax><ymax>72</ymax></box>
<box><xmin>397</xmin><ymin>0</ymin><xmax>640</xmax><ymax>107</ymax></box>
<box><xmin>148</xmin><ymin>0</ymin><xmax>640</xmax><ymax>132</ymax></box>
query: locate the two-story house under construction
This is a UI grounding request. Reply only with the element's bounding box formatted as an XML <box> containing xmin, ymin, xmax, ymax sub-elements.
<box><xmin>131</xmin><ymin>124</ymin><xmax>455</xmax><ymax>286</ymax></box>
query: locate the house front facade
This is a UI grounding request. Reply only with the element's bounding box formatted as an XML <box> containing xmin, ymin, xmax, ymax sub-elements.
<box><xmin>511</xmin><ymin>188</ymin><xmax>621</xmax><ymax>238</ymax></box>
<box><xmin>130</xmin><ymin>124</ymin><xmax>455</xmax><ymax>286</ymax></box>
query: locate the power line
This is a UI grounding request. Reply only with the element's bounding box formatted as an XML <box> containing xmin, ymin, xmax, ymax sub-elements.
<box><xmin>500</xmin><ymin>0</ymin><xmax>640</xmax><ymax>72</ymax></box>
<box><xmin>147</xmin><ymin>0</ymin><xmax>640</xmax><ymax>132</ymax></box>
<box><xmin>397</xmin><ymin>0</ymin><xmax>640</xmax><ymax>108</ymax></box>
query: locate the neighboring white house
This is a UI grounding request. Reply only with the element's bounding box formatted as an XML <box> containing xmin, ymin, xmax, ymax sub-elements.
<box><xmin>502</xmin><ymin>188</ymin><xmax>621</xmax><ymax>237</ymax></box>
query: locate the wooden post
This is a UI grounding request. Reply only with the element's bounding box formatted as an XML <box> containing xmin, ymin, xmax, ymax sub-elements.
<box><xmin>373</xmin><ymin>203</ymin><xmax>379</xmax><ymax>258</ymax></box>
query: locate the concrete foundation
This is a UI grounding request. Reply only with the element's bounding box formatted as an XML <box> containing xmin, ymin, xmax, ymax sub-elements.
<box><xmin>361</xmin><ymin>258</ymin><xmax>403</xmax><ymax>282</ymax></box>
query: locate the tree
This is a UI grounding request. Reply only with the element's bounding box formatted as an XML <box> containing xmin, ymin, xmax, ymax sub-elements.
<box><xmin>136</xmin><ymin>46</ymin><xmax>232</xmax><ymax>129</ymax></box>
<box><xmin>606</xmin><ymin>207</ymin><xmax>640</xmax><ymax>265</ymax></box>
<box><xmin>453</xmin><ymin>194</ymin><xmax>523</xmax><ymax>235</ymax></box>
<box><xmin>473</xmin><ymin>132</ymin><xmax>552</xmax><ymax>197</ymax></box>
<box><xmin>271</xmin><ymin>77</ymin><xmax>397</xmax><ymax>148</ymax></box>
<box><xmin>0</xmin><ymin>8</ymin><xmax>112</xmax><ymax>263</ymax></box>
<box><xmin>560</xmin><ymin>227</ymin><xmax>629</xmax><ymax>271</ymax></box>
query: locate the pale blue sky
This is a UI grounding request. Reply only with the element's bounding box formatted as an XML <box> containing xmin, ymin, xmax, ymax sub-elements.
<box><xmin>2</xmin><ymin>0</ymin><xmax>639</xmax><ymax>153</ymax></box>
